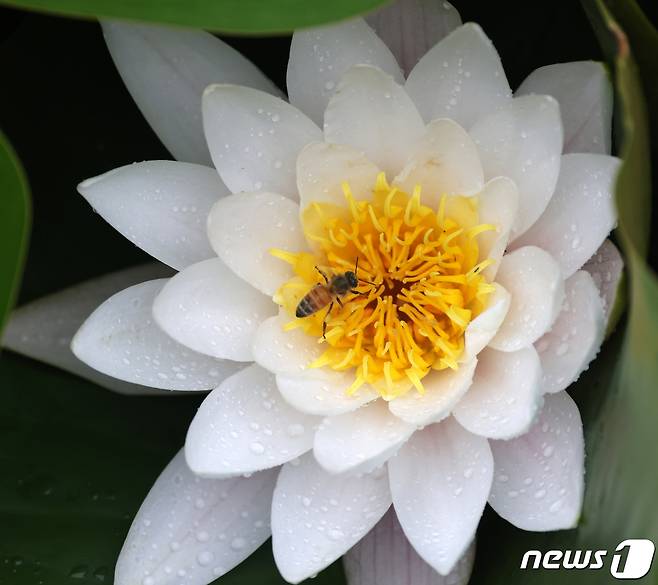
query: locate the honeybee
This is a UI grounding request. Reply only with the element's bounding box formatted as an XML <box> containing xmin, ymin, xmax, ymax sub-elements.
<box><xmin>296</xmin><ymin>258</ymin><xmax>376</xmax><ymax>337</ymax></box>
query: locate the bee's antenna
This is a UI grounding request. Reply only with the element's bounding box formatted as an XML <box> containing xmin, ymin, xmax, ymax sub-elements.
<box><xmin>355</xmin><ymin>256</ymin><xmax>378</xmax><ymax>287</ymax></box>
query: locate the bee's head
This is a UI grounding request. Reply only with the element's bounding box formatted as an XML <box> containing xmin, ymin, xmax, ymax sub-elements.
<box><xmin>345</xmin><ymin>271</ymin><xmax>358</xmax><ymax>288</ymax></box>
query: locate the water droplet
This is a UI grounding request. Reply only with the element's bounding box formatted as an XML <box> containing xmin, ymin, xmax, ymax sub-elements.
<box><xmin>69</xmin><ymin>565</ymin><xmax>88</xmax><ymax>579</ymax></box>
<box><xmin>328</xmin><ymin>529</ymin><xmax>344</xmax><ymax>541</ymax></box>
<box><xmin>250</xmin><ymin>442</ymin><xmax>265</xmax><ymax>455</ymax></box>
<box><xmin>197</xmin><ymin>551</ymin><xmax>214</xmax><ymax>566</ymax></box>
<box><xmin>196</xmin><ymin>530</ymin><xmax>209</xmax><ymax>542</ymax></box>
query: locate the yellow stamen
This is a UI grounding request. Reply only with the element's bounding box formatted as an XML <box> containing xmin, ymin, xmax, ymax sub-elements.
<box><xmin>271</xmin><ymin>176</ymin><xmax>496</xmax><ymax>399</ymax></box>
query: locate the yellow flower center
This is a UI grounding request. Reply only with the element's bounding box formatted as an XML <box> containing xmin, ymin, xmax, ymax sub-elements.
<box><xmin>272</xmin><ymin>173</ymin><xmax>496</xmax><ymax>400</ymax></box>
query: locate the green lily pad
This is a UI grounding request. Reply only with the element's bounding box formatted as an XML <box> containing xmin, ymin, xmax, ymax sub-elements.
<box><xmin>0</xmin><ymin>130</ymin><xmax>30</xmax><ymax>336</ymax></box>
<box><xmin>0</xmin><ymin>0</ymin><xmax>388</xmax><ymax>35</ymax></box>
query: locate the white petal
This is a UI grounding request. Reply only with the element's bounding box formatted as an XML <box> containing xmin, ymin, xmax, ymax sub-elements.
<box><xmin>71</xmin><ymin>279</ymin><xmax>242</xmax><ymax>391</ymax></box>
<box><xmin>272</xmin><ymin>454</ymin><xmax>392</xmax><ymax>583</ymax></box>
<box><xmin>394</xmin><ymin>118</ymin><xmax>484</xmax><ymax>205</ymax></box>
<box><xmin>152</xmin><ymin>258</ymin><xmax>276</xmax><ymax>361</ymax></box>
<box><xmin>297</xmin><ymin>142</ymin><xmax>381</xmax><ymax>210</ymax></box>
<box><xmin>287</xmin><ymin>18</ymin><xmax>403</xmax><ymax>126</ymax></box>
<box><xmin>389</xmin><ymin>418</ymin><xmax>493</xmax><ymax>575</ymax></box>
<box><xmin>462</xmin><ymin>283</ymin><xmax>511</xmax><ymax>362</ymax></box>
<box><xmin>314</xmin><ymin>400</ymin><xmax>415</xmax><ymax>474</ymax></box>
<box><xmin>276</xmin><ymin>370</ymin><xmax>379</xmax><ymax>416</ymax></box>
<box><xmin>252</xmin><ymin>313</ymin><xmax>324</xmax><ymax>376</ymax></box>
<box><xmin>516</xmin><ymin>61</ymin><xmax>613</xmax><ymax>154</ymax></box>
<box><xmin>488</xmin><ymin>391</ymin><xmax>584</xmax><ymax>531</ymax></box>
<box><xmin>203</xmin><ymin>85</ymin><xmax>321</xmax><ymax>198</ymax></box>
<box><xmin>78</xmin><ymin>161</ymin><xmax>224</xmax><ymax>271</ymax></box>
<box><xmin>115</xmin><ymin>449</ymin><xmax>277</xmax><ymax>585</ymax></box>
<box><xmin>535</xmin><ymin>271</ymin><xmax>605</xmax><ymax>394</ymax></box>
<box><xmin>406</xmin><ymin>23</ymin><xmax>511</xmax><ymax>128</ymax></box>
<box><xmin>470</xmin><ymin>95</ymin><xmax>563</xmax><ymax>238</ymax></box>
<box><xmin>512</xmin><ymin>153</ymin><xmax>620</xmax><ymax>277</ymax></box>
<box><xmin>489</xmin><ymin>247</ymin><xmax>565</xmax><ymax>352</ymax></box>
<box><xmin>324</xmin><ymin>65</ymin><xmax>425</xmax><ymax>177</ymax></box>
<box><xmin>207</xmin><ymin>191</ymin><xmax>306</xmax><ymax>296</ymax></box>
<box><xmin>185</xmin><ymin>364</ymin><xmax>319</xmax><ymax>477</ymax></box>
<box><xmin>476</xmin><ymin>177</ymin><xmax>519</xmax><ymax>280</ymax></box>
<box><xmin>343</xmin><ymin>508</ymin><xmax>475</xmax><ymax>585</ymax></box>
<box><xmin>102</xmin><ymin>21</ymin><xmax>281</xmax><ymax>166</ymax></box>
<box><xmin>366</xmin><ymin>0</ymin><xmax>462</xmax><ymax>76</ymax></box>
<box><xmin>2</xmin><ymin>264</ymin><xmax>172</xmax><ymax>395</ymax></box>
<box><xmin>388</xmin><ymin>360</ymin><xmax>477</xmax><ymax>426</ymax></box>
<box><xmin>582</xmin><ymin>239</ymin><xmax>624</xmax><ymax>322</ymax></box>
<box><xmin>453</xmin><ymin>347</ymin><xmax>543</xmax><ymax>439</ymax></box>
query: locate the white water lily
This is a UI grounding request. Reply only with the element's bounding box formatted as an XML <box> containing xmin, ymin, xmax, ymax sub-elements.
<box><xmin>2</xmin><ymin>1</ymin><xmax>625</xmax><ymax>584</ymax></box>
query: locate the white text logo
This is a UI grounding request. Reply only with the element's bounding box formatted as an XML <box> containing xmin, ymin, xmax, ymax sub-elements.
<box><xmin>520</xmin><ymin>539</ymin><xmax>655</xmax><ymax>579</ymax></box>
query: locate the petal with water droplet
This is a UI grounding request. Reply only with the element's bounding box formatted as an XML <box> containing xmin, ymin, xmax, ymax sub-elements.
<box><xmin>489</xmin><ymin>246</ymin><xmax>565</xmax><ymax>352</ymax></box>
<box><xmin>115</xmin><ymin>449</ymin><xmax>277</xmax><ymax>585</ymax></box>
<box><xmin>252</xmin><ymin>312</ymin><xmax>324</xmax><ymax>376</ymax></box>
<box><xmin>276</xmin><ymin>369</ymin><xmax>379</xmax><ymax>416</ymax></box>
<box><xmin>324</xmin><ymin>65</ymin><xmax>425</xmax><ymax>178</ymax></box>
<box><xmin>388</xmin><ymin>418</ymin><xmax>493</xmax><ymax>575</ymax></box>
<box><xmin>516</xmin><ymin>61</ymin><xmax>612</xmax><ymax>155</ymax></box>
<box><xmin>582</xmin><ymin>239</ymin><xmax>624</xmax><ymax>324</ymax></box>
<box><xmin>476</xmin><ymin>177</ymin><xmax>519</xmax><ymax>280</ymax></box>
<box><xmin>297</xmin><ymin>142</ymin><xmax>381</xmax><ymax>211</ymax></box>
<box><xmin>185</xmin><ymin>364</ymin><xmax>319</xmax><ymax>477</ymax></box>
<box><xmin>488</xmin><ymin>391</ymin><xmax>584</xmax><ymax>531</ymax></box>
<box><xmin>203</xmin><ymin>84</ymin><xmax>321</xmax><ymax>198</ymax></box>
<box><xmin>470</xmin><ymin>95</ymin><xmax>563</xmax><ymax>239</ymax></box>
<box><xmin>207</xmin><ymin>192</ymin><xmax>307</xmax><ymax>296</ymax></box>
<box><xmin>394</xmin><ymin>118</ymin><xmax>484</xmax><ymax>205</ymax></box>
<box><xmin>272</xmin><ymin>453</ymin><xmax>392</xmax><ymax>584</ymax></box>
<box><xmin>535</xmin><ymin>271</ymin><xmax>605</xmax><ymax>394</ymax></box>
<box><xmin>2</xmin><ymin>263</ymin><xmax>172</xmax><ymax>395</ymax></box>
<box><xmin>366</xmin><ymin>0</ymin><xmax>462</xmax><ymax>77</ymax></box>
<box><xmin>153</xmin><ymin>258</ymin><xmax>276</xmax><ymax>361</ymax></box>
<box><xmin>406</xmin><ymin>23</ymin><xmax>511</xmax><ymax>128</ymax></box>
<box><xmin>462</xmin><ymin>284</ymin><xmax>510</xmax><ymax>362</ymax></box>
<box><xmin>453</xmin><ymin>347</ymin><xmax>543</xmax><ymax>439</ymax></box>
<box><xmin>388</xmin><ymin>360</ymin><xmax>477</xmax><ymax>426</ymax></box>
<box><xmin>314</xmin><ymin>400</ymin><xmax>415</xmax><ymax>474</ymax></box>
<box><xmin>343</xmin><ymin>508</ymin><xmax>475</xmax><ymax>585</ymax></box>
<box><xmin>72</xmin><ymin>279</ymin><xmax>243</xmax><ymax>391</ymax></box>
<box><xmin>512</xmin><ymin>153</ymin><xmax>620</xmax><ymax>277</ymax></box>
<box><xmin>287</xmin><ymin>18</ymin><xmax>403</xmax><ymax>126</ymax></box>
<box><xmin>78</xmin><ymin>161</ymin><xmax>225</xmax><ymax>271</ymax></box>
<box><xmin>102</xmin><ymin>21</ymin><xmax>281</xmax><ymax>166</ymax></box>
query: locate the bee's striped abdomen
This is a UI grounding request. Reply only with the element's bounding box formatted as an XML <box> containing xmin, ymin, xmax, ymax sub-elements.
<box><xmin>296</xmin><ymin>285</ymin><xmax>333</xmax><ymax>318</ymax></box>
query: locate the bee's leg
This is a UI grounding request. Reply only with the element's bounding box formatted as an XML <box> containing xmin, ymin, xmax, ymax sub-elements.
<box><xmin>322</xmin><ymin>301</ymin><xmax>334</xmax><ymax>340</ymax></box>
<box><xmin>336</xmin><ymin>297</ymin><xmax>344</xmax><ymax>308</ymax></box>
<box><xmin>315</xmin><ymin>266</ymin><xmax>330</xmax><ymax>284</ymax></box>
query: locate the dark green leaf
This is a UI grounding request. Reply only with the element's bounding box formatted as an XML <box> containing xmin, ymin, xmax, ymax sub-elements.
<box><xmin>0</xmin><ymin>0</ymin><xmax>388</xmax><ymax>35</ymax></box>
<box><xmin>0</xmin><ymin>130</ymin><xmax>30</xmax><ymax>336</ymax></box>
